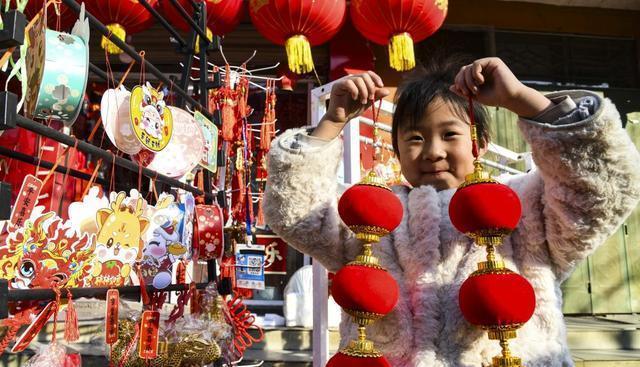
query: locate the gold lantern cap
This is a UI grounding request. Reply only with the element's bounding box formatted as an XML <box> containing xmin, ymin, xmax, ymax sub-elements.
<box><xmin>459</xmin><ymin>160</ymin><xmax>497</xmax><ymax>189</ymax></box>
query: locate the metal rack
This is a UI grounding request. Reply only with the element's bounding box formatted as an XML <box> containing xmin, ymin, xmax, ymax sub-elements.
<box><xmin>0</xmin><ymin>0</ymin><xmax>225</xmax><ymax>318</ymax></box>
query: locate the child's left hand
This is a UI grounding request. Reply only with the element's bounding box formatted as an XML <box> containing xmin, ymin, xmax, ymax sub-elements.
<box><xmin>449</xmin><ymin>57</ymin><xmax>552</xmax><ymax>118</ymax></box>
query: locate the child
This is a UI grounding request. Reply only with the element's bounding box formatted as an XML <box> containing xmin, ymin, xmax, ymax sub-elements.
<box><xmin>264</xmin><ymin>57</ymin><xmax>640</xmax><ymax>366</ymax></box>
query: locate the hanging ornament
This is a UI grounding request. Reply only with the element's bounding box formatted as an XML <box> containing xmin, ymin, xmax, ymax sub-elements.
<box><xmin>18</xmin><ymin>0</ymin><xmax>77</xmax><ymax>30</ymax></box>
<box><xmin>249</xmin><ymin>0</ymin><xmax>347</xmax><ymax>74</ymax></box>
<box><xmin>450</xmin><ymin>98</ymin><xmax>535</xmax><ymax>367</ymax></box>
<box><xmin>85</xmin><ymin>0</ymin><xmax>157</xmax><ymax>54</ymax></box>
<box><xmin>160</xmin><ymin>0</ymin><xmax>245</xmax><ymax>53</ymax></box>
<box><xmin>350</xmin><ymin>0</ymin><xmax>448</xmax><ymax>71</ymax></box>
<box><xmin>327</xmin><ymin>171</ymin><xmax>402</xmax><ymax>366</ymax></box>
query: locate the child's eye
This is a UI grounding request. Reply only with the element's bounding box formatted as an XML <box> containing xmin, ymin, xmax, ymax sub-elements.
<box><xmin>443</xmin><ymin>131</ymin><xmax>459</xmax><ymax>139</ymax></box>
<box><xmin>406</xmin><ymin>135</ymin><xmax>423</xmax><ymax>142</ymax></box>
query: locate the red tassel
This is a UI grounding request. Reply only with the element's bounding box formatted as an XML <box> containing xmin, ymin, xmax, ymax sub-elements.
<box><xmin>257</xmin><ymin>194</ymin><xmax>265</xmax><ymax>227</ymax></box>
<box><xmin>221</xmin><ymin>102</ymin><xmax>236</xmax><ymax>142</ymax></box>
<box><xmin>231</xmin><ymin>170</ymin><xmax>245</xmax><ymax>223</ymax></box>
<box><xmin>64</xmin><ymin>289</ymin><xmax>80</xmax><ymax>343</ymax></box>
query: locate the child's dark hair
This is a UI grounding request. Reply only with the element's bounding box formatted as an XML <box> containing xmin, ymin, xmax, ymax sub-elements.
<box><xmin>392</xmin><ymin>55</ymin><xmax>490</xmax><ymax>155</ymax></box>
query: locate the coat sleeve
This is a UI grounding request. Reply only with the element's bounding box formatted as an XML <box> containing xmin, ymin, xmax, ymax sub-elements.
<box><xmin>510</xmin><ymin>90</ymin><xmax>640</xmax><ymax>281</ymax></box>
<box><xmin>263</xmin><ymin>128</ymin><xmax>362</xmax><ymax>272</ymax></box>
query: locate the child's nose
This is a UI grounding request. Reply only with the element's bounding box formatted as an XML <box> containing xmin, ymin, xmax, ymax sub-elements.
<box><xmin>422</xmin><ymin>141</ymin><xmax>446</xmax><ymax>161</ymax></box>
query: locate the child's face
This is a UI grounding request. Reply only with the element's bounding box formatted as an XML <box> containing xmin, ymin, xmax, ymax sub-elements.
<box><xmin>396</xmin><ymin>97</ymin><xmax>487</xmax><ymax>190</ymax></box>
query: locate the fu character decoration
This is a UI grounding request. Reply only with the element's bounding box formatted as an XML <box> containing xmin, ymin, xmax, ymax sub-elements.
<box><xmin>327</xmin><ymin>171</ymin><xmax>403</xmax><ymax>367</ymax></box>
<box><xmin>449</xmin><ymin>98</ymin><xmax>536</xmax><ymax>367</ymax></box>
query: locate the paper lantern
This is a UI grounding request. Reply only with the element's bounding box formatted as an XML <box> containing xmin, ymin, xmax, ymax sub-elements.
<box><xmin>249</xmin><ymin>0</ymin><xmax>347</xmax><ymax>74</ymax></box>
<box><xmin>327</xmin><ymin>353</ymin><xmax>390</xmax><ymax>367</ymax></box>
<box><xmin>19</xmin><ymin>0</ymin><xmax>77</xmax><ymax>31</ymax></box>
<box><xmin>350</xmin><ymin>0</ymin><xmax>448</xmax><ymax>71</ymax></box>
<box><xmin>160</xmin><ymin>0</ymin><xmax>244</xmax><ymax>35</ymax></box>
<box><xmin>85</xmin><ymin>0</ymin><xmax>157</xmax><ymax>54</ymax></box>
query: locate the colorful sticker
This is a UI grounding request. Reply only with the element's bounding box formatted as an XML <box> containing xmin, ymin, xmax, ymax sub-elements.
<box><xmin>89</xmin><ymin>192</ymin><xmax>150</xmax><ymax>287</ymax></box>
<box><xmin>1</xmin><ymin>211</ymin><xmax>95</xmax><ymax>289</ymax></box>
<box><xmin>129</xmin><ymin>83</ymin><xmax>172</xmax><ymax>152</ymax></box>
<box><xmin>140</xmin><ymin>194</ymin><xmax>189</xmax><ymax>289</ymax></box>
<box><xmin>194</xmin><ymin>111</ymin><xmax>218</xmax><ymax>173</ymax></box>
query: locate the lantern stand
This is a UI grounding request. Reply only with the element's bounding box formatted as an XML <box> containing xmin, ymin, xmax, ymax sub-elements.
<box><xmin>0</xmin><ymin>0</ymin><xmax>228</xmax><ymax>333</ymax></box>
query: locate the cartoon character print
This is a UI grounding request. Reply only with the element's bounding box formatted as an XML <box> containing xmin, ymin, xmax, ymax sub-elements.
<box><xmin>141</xmin><ymin>195</ymin><xmax>188</xmax><ymax>289</ymax></box>
<box><xmin>0</xmin><ymin>211</ymin><xmax>95</xmax><ymax>290</ymax></box>
<box><xmin>89</xmin><ymin>192</ymin><xmax>150</xmax><ymax>287</ymax></box>
<box><xmin>140</xmin><ymin>84</ymin><xmax>167</xmax><ymax>140</ymax></box>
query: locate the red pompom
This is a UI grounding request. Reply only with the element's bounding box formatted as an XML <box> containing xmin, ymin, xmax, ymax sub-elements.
<box><xmin>327</xmin><ymin>352</ymin><xmax>391</xmax><ymax>367</ymax></box>
<box><xmin>338</xmin><ymin>185</ymin><xmax>403</xmax><ymax>234</ymax></box>
<box><xmin>458</xmin><ymin>272</ymin><xmax>536</xmax><ymax>327</ymax></box>
<box><xmin>331</xmin><ymin>264</ymin><xmax>399</xmax><ymax>315</ymax></box>
<box><xmin>449</xmin><ymin>182</ymin><xmax>521</xmax><ymax>236</ymax></box>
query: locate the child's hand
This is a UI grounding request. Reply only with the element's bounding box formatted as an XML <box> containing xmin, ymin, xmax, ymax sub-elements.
<box><xmin>450</xmin><ymin>57</ymin><xmax>551</xmax><ymax>118</ymax></box>
<box><xmin>312</xmin><ymin>71</ymin><xmax>390</xmax><ymax>140</ymax></box>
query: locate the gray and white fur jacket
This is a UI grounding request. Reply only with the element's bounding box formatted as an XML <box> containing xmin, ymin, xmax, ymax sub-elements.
<box><xmin>264</xmin><ymin>91</ymin><xmax>640</xmax><ymax>366</ymax></box>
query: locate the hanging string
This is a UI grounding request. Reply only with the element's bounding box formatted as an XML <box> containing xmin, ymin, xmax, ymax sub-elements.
<box><xmin>51</xmin><ymin>286</ymin><xmax>61</xmax><ymax>344</ymax></box>
<box><xmin>109</xmin><ymin>152</ymin><xmax>116</xmax><ymax>194</ymax></box>
<box><xmin>139</xmin><ymin>51</ymin><xmax>146</xmax><ymax>86</ymax></box>
<box><xmin>55</xmin><ymin>138</ymin><xmax>79</xmax><ymax>215</ymax></box>
<box><xmin>81</xmin><ymin>159</ymin><xmax>102</xmax><ymax>199</ymax></box>
<box><xmin>468</xmin><ymin>96</ymin><xmax>479</xmax><ymax>159</ymax></box>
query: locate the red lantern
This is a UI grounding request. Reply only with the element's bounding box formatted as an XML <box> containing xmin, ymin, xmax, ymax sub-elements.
<box><xmin>249</xmin><ymin>0</ymin><xmax>347</xmax><ymax>74</ymax></box>
<box><xmin>338</xmin><ymin>172</ymin><xmax>403</xmax><ymax>242</ymax></box>
<box><xmin>160</xmin><ymin>0</ymin><xmax>244</xmax><ymax>36</ymax></box>
<box><xmin>85</xmin><ymin>0</ymin><xmax>158</xmax><ymax>54</ymax></box>
<box><xmin>449</xmin><ymin>181</ymin><xmax>522</xmax><ymax>245</ymax></box>
<box><xmin>327</xmin><ymin>353</ymin><xmax>390</xmax><ymax>367</ymax></box>
<box><xmin>18</xmin><ymin>0</ymin><xmax>77</xmax><ymax>31</ymax></box>
<box><xmin>332</xmin><ymin>264</ymin><xmax>399</xmax><ymax>316</ymax></box>
<box><xmin>350</xmin><ymin>0</ymin><xmax>448</xmax><ymax>71</ymax></box>
<box><xmin>459</xmin><ymin>271</ymin><xmax>535</xmax><ymax>327</ymax></box>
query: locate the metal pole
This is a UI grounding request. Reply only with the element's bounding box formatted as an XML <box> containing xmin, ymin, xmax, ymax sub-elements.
<box><xmin>15</xmin><ymin>115</ymin><xmax>215</xmax><ymax>201</ymax></box>
<box><xmin>59</xmin><ymin>0</ymin><xmax>214</xmax><ymax>121</ymax></box>
<box><xmin>167</xmin><ymin>0</ymin><xmax>210</xmax><ymax>40</ymax></box>
<box><xmin>138</xmin><ymin>0</ymin><xmax>188</xmax><ymax>50</ymax></box>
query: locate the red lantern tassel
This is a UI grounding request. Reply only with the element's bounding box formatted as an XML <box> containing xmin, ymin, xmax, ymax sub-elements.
<box><xmin>221</xmin><ymin>101</ymin><xmax>236</xmax><ymax>142</ymax></box>
<box><xmin>64</xmin><ymin>289</ymin><xmax>80</xmax><ymax>343</ymax></box>
<box><xmin>231</xmin><ymin>169</ymin><xmax>246</xmax><ymax>223</ymax></box>
<box><xmin>256</xmin><ymin>193</ymin><xmax>265</xmax><ymax>227</ymax></box>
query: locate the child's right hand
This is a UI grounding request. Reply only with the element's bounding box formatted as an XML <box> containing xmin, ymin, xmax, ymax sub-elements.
<box><xmin>312</xmin><ymin>71</ymin><xmax>390</xmax><ymax>140</ymax></box>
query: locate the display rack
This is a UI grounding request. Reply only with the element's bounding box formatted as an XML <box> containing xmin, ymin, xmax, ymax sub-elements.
<box><xmin>0</xmin><ymin>0</ymin><xmax>225</xmax><ymax>319</ymax></box>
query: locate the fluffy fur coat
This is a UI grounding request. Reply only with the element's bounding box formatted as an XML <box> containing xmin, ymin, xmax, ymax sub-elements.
<box><xmin>264</xmin><ymin>91</ymin><xmax>640</xmax><ymax>366</ymax></box>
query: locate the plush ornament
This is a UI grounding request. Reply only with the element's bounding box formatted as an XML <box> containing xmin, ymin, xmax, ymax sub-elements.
<box><xmin>338</xmin><ymin>171</ymin><xmax>403</xmax><ymax>243</ymax></box>
<box><xmin>327</xmin><ymin>352</ymin><xmax>391</xmax><ymax>367</ymax></box>
<box><xmin>329</xmin><ymin>171</ymin><xmax>403</xmax><ymax>366</ymax></box>
<box><xmin>331</xmin><ymin>264</ymin><xmax>398</xmax><ymax>316</ymax></box>
<box><xmin>452</xmin><ymin>97</ymin><xmax>535</xmax><ymax>367</ymax></box>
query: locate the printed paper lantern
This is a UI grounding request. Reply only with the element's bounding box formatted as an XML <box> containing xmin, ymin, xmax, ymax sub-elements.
<box><xmin>249</xmin><ymin>0</ymin><xmax>347</xmax><ymax>74</ymax></box>
<box><xmin>350</xmin><ymin>0</ymin><xmax>448</xmax><ymax>71</ymax></box>
<box><xmin>327</xmin><ymin>353</ymin><xmax>390</xmax><ymax>367</ymax></box>
<box><xmin>85</xmin><ymin>0</ymin><xmax>157</xmax><ymax>54</ymax></box>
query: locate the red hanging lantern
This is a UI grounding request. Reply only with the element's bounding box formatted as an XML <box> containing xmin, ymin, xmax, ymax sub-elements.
<box><xmin>18</xmin><ymin>0</ymin><xmax>77</xmax><ymax>31</ymax></box>
<box><xmin>450</xmin><ymin>97</ymin><xmax>535</xmax><ymax>367</ymax></box>
<box><xmin>85</xmin><ymin>0</ymin><xmax>157</xmax><ymax>54</ymax></box>
<box><xmin>159</xmin><ymin>0</ymin><xmax>244</xmax><ymax>35</ymax></box>
<box><xmin>327</xmin><ymin>171</ymin><xmax>402</xmax><ymax>367</ymax></box>
<box><xmin>350</xmin><ymin>0</ymin><xmax>448</xmax><ymax>71</ymax></box>
<box><xmin>248</xmin><ymin>0</ymin><xmax>347</xmax><ymax>74</ymax></box>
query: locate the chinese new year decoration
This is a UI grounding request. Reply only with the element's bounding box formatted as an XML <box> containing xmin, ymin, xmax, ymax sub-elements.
<box><xmin>350</xmin><ymin>0</ymin><xmax>448</xmax><ymax>71</ymax></box>
<box><xmin>450</xmin><ymin>97</ymin><xmax>536</xmax><ymax>366</ymax></box>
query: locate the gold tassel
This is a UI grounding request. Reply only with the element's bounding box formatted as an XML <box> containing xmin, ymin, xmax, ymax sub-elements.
<box><xmin>388</xmin><ymin>32</ymin><xmax>416</xmax><ymax>72</ymax></box>
<box><xmin>285</xmin><ymin>35</ymin><xmax>314</xmax><ymax>74</ymax></box>
<box><xmin>101</xmin><ymin>23</ymin><xmax>126</xmax><ymax>55</ymax></box>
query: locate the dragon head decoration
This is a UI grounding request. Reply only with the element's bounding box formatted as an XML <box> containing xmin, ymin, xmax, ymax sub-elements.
<box><xmin>0</xmin><ymin>212</ymin><xmax>96</xmax><ymax>289</ymax></box>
